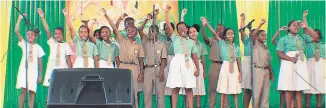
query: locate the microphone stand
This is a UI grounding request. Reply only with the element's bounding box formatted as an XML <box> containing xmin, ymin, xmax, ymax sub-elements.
<box><xmin>152</xmin><ymin>5</ymin><xmax>159</xmax><ymax>108</ymax></box>
<box><xmin>15</xmin><ymin>7</ymin><xmax>40</xmax><ymax>108</ymax></box>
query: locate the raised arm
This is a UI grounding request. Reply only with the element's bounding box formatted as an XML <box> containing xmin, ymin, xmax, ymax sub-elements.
<box><xmin>272</xmin><ymin>26</ymin><xmax>287</xmax><ymax>45</ymax></box>
<box><xmin>165</xmin><ymin>5</ymin><xmax>174</xmax><ymax>37</ymax></box>
<box><xmin>62</xmin><ymin>8</ymin><xmax>76</xmax><ymax>39</ymax></box>
<box><xmin>88</xmin><ymin>18</ymin><xmax>97</xmax><ymax>43</ymax></box>
<box><xmin>201</xmin><ymin>18</ymin><xmax>221</xmax><ymax>41</ymax></box>
<box><xmin>37</xmin><ymin>8</ymin><xmax>52</xmax><ymax>40</ymax></box>
<box><xmin>138</xmin><ymin>13</ymin><xmax>151</xmax><ymax>39</ymax></box>
<box><xmin>239</xmin><ymin>13</ymin><xmax>247</xmax><ymax>41</ymax></box>
<box><xmin>302</xmin><ymin>10</ymin><xmax>310</xmax><ymax>35</ymax></box>
<box><xmin>252</xmin><ymin>18</ymin><xmax>266</xmax><ymax>37</ymax></box>
<box><xmin>15</xmin><ymin>14</ymin><xmax>24</xmax><ymax>42</ymax></box>
<box><xmin>180</xmin><ymin>8</ymin><xmax>187</xmax><ymax>22</ymax></box>
<box><xmin>301</xmin><ymin>10</ymin><xmax>318</xmax><ymax>42</ymax></box>
<box><xmin>153</xmin><ymin>9</ymin><xmax>159</xmax><ymax>25</ymax></box>
<box><xmin>115</xmin><ymin>13</ymin><xmax>128</xmax><ymax>29</ymax></box>
<box><xmin>201</xmin><ymin>21</ymin><xmax>210</xmax><ymax>45</ymax></box>
<box><xmin>102</xmin><ymin>8</ymin><xmax>123</xmax><ymax>40</ymax></box>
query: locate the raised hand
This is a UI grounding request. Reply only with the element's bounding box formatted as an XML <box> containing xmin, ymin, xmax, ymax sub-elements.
<box><xmin>181</xmin><ymin>8</ymin><xmax>187</xmax><ymax>16</ymax></box>
<box><xmin>19</xmin><ymin>14</ymin><xmax>27</xmax><ymax>20</ymax></box>
<box><xmin>154</xmin><ymin>9</ymin><xmax>159</xmax><ymax>15</ymax></box>
<box><xmin>240</xmin><ymin>13</ymin><xmax>245</xmax><ymax>20</ymax></box>
<box><xmin>200</xmin><ymin>17</ymin><xmax>208</xmax><ymax>26</ymax></box>
<box><xmin>303</xmin><ymin>10</ymin><xmax>308</xmax><ymax>17</ymax></box>
<box><xmin>166</xmin><ymin>5</ymin><xmax>171</xmax><ymax>12</ymax></box>
<box><xmin>146</xmin><ymin>13</ymin><xmax>152</xmax><ymax>20</ymax></box>
<box><xmin>101</xmin><ymin>8</ymin><xmax>107</xmax><ymax>16</ymax></box>
<box><xmin>279</xmin><ymin>26</ymin><xmax>288</xmax><ymax>31</ymax></box>
<box><xmin>260</xmin><ymin>18</ymin><xmax>266</xmax><ymax>24</ymax></box>
<box><xmin>120</xmin><ymin>13</ymin><xmax>128</xmax><ymax>20</ymax></box>
<box><xmin>301</xmin><ymin>21</ymin><xmax>308</xmax><ymax>28</ymax></box>
<box><xmin>62</xmin><ymin>8</ymin><xmax>68</xmax><ymax>17</ymax></box>
<box><xmin>37</xmin><ymin>8</ymin><xmax>44</xmax><ymax>18</ymax></box>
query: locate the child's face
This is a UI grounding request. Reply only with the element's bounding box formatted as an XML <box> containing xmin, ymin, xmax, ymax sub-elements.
<box><xmin>257</xmin><ymin>31</ymin><xmax>267</xmax><ymax>43</ymax></box>
<box><xmin>164</xmin><ymin>24</ymin><xmax>172</xmax><ymax>36</ymax></box>
<box><xmin>177</xmin><ymin>23</ymin><xmax>188</xmax><ymax>37</ymax></box>
<box><xmin>215</xmin><ymin>25</ymin><xmax>224</xmax><ymax>37</ymax></box>
<box><xmin>54</xmin><ymin>29</ymin><xmax>63</xmax><ymax>42</ymax></box>
<box><xmin>189</xmin><ymin>27</ymin><xmax>198</xmax><ymax>40</ymax></box>
<box><xmin>101</xmin><ymin>28</ymin><xmax>111</xmax><ymax>41</ymax></box>
<box><xmin>27</xmin><ymin>30</ymin><xmax>36</xmax><ymax>43</ymax></box>
<box><xmin>127</xmin><ymin>26</ymin><xmax>137</xmax><ymax>39</ymax></box>
<box><xmin>225</xmin><ymin>29</ymin><xmax>234</xmax><ymax>42</ymax></box>
<box><xmin>148</xmin><ymin>27</ymin><xmax>158</xmax><ymax>40</ymax></box>
<box><xmin>289</xmin><ymin>21</ymin><xmax>300</xmax><ymax>34</ymax></box>
<box><xmin>79</xmin><ymin>27</ymin><xmax>89</xmax><ymax>41</ymax></box>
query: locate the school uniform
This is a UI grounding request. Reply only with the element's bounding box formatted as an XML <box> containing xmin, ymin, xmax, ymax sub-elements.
<box><xmin>16</xmin><ymin>40</ymin><xmax>45</xmax><ymax>93</ymax></box>
<box><xmin>206</xmin><ymin>37</ymin><xmax>224</xmax><ymax>108</ymax></box>
<box><xmin>72</xmin><ymin>35</ymin><xmax>98</xmax><ymax>68</ymax></box>
<box><xmin>304</xmin><ymin>37</ymin><xmax>325</xmax><ymax>94</ymax></box>
<box><xmin>142</xmin><ymin>36</ymin><xmax>168</xmax><ymax>108</ymax></box>
<box><xmin>116</xmin><ymin>33</ymin><xmax>145</xmax><ymax>108</ymax></box>
<box><xmin>192</xmin><ymin>42</ymin><xmax>208</xmax><ymax>95</ymax></box>
<box><xmin>95</xmin><ymin>39</ymin><xmax>119</xmax><ymax>68</ymax></box>
<box><xmin>120</xmin><ymin>29</ymin><xmax>143</xmax><ymax>44</ymax></box>
<box><xmin>216</xmin><ymin>40</ymin><xmax>242</xmax><ymax>94</ymax></box>
<box><xmin>166</xmin><ymin>34</ymin><xmax>197</xmax><ymax>89</ymax></box>
<box><xmin>44</xmin><ymin>38</ymin><xmax>72</xmax><ymax>87</ymax></box>
<box><xmin>277</xmin><ymin>34</ymin><xmax>310</xmax><ymax>91</ymax></box>
<box><xmin>163</xmin><ymin>37</ymin><xmax>174</xmax><ymax>95</ymax></box>
<box><xmin>252</xmin><ymin>40</ymin><xmax>271</xmax><ymax>108</ymax></box>
<box><xmin>242</xmin><ymin>36</ymin><xmax>252</xmax><ymax>90</ymax></box>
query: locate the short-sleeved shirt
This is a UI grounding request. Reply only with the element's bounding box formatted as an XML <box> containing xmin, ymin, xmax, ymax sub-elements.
<box><xmin>219</xmin><ymin>40</ymin><xmax>242</xmax><ymax>61</ymax></box>
<box><xmin>18</xmin><ymin>40</ymin><xmax>45</xmax><ymax>63</ymax></box>
<box><xmin>47</xmin><ymin>38</ymin><xmax>72</xmax><ymax>63</ymax></box>
<box><xmin>306</xmin><ymin>40</ymin><xmax>326</xmax><ymax>58</ymax></box>
<box><xmin>242</xmin><ymin>35</ymin><xmax>251</xmax><ymax>56</ymax></box>
<box><xmin>170</xmin><ymin>34</ymin><xmax>197</xmax><ymax>55</ymax></box>
<box><xmin>208</xmin><ymin>38</ymin><xmax>222</xmax><ymax>61</ymax></box>
<box><xmin>276</xmin><ymin>34</ymin><xmax>311</xmax><ymax>53</ymax></box>
<box><xmin>95</xmin><ymin>39</ymin><xmax>120</xmax><ymax>62</ymax></box>
<box><xmin>253</xmin><ymin>40</ymin><xmax>271</xmax><ymax>67</ymax></box>
<box><xmin>72</xmin><ymin>35</ymin><xmax>98</xmax><ymax>57</ymax></box>
<box><xmin>116</xmin><ymin>33</ymin><xmax>145</xmax><ymax>64</ymax></box>
<box><xmin>142</xmin><ymin>36</ymin><xmax>168</xmax><ymax>65</ymax></box>
<box><xmin>194</xmin><ymin>42</ymin><xmax>208</xmax><ymax>59</ymax></box>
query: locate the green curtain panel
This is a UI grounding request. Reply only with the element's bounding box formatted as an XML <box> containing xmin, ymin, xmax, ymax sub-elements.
<box><xmin>267</xmin><ymin>1</ymin><xmax>325</xmax><ymax>107</ymax></box>
<box><xmin>4</xmin><ymin>1</ymin><xmax>65</xmax><ymax>108</ymax></box>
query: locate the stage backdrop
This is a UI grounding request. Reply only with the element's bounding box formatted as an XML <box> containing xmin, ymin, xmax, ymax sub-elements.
<box><xmin>1</xmin><ymin>0</ymin><xmax>325</xmax><ymax>108</ymax></box>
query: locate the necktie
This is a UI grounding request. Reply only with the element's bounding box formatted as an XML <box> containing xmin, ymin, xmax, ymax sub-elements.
<box><xmin>29</xmin><ymin>44</ymin><xmax>34</xmax><ymax>63</ymax></box>
<box><xmin>314</xmin><ymin>43</ymin><xmax>320</xmax><ymax>61</ymax></box>
<box><xmin>293</xmin><ymin>36</ymin><xmax>304</xmax><ymax>61</ymax></box>
<box><xmin>82</xmin><ymin>41</ymin><xmax>88</xmax><ymax>68</ymax></box>
<box><xmin>182</xmin><ymin>38</ymin><xmax>190</xmax><ymax>68</ymax></box>
<box><xmin>228</xmin><ymin>43</ymin><xmax>235</xmax><ymax>73</ymax></box>
<box><xmin>55</xmin><ymin>43</ymin><xmax>61</xmax><ymax>66</ymax></box>
<box><xmin>106</xmin><ymin>43</ymin><xmax>112</xmax><ymax>65</ymax></box>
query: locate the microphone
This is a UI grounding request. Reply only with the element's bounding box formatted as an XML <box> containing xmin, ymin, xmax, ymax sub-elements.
<box><xmin>15</xmin><ymin>7</ymin><xmax>30</xmax><ymax>24</ymax></box>
<box><xmin>239</xmin><ymin>19</ymin><xmax>255</xmax><ymax>32</ymax></box>
<box><xmin>246</xmin><ymin>19</ymin><xmax>255</xmax><ymax>30</ymax></box>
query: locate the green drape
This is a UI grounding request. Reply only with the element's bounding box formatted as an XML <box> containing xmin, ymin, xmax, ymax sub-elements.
<box><xmin>4</xmin><ymin>1</ymin><xmax>65</xmax><ymax>108</ymax></box>
<box><xmin>267</xmin><ymin>1</ymin><xmax>325</xmax><ymax>107</ymax></box>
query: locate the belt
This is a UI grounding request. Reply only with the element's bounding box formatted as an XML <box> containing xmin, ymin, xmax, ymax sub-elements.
<box><xmin>145</xmin><ymin>64</ymin><xmax>160</xmax><ymax>68</ymax></box>
<box><xmin>212</xmin><ymin>61</ymin><xmax>223</xmax><ymax>64</ymax></box>
<box><xmin>254</xmin><ymin>65</ymin><xmax>268</xmax><ymax>69</ymax></box>
<box><xmin>120</xmin><ymin>61</ymin><xmax>137</xmax><ymax>65</ymax></box>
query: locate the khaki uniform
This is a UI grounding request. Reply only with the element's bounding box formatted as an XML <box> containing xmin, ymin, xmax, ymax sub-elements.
<box><xmin>207</xmin><ymin>38</ymin><xmax>228</xmax><ymax>108</ymax></box>
<box><xmin>142</xmin><ymin>37</ymin><xmax>168</xmax><ymax>108</ymax></box>
<box><xmin>117</xmin><ymin>35</ymin><xmax>145</xmax><ymax>108</ymax></box>
<box><xmin>253</xmin><ymin>40</ymin><xmax>271</xmax><ymax>108</ymax></box>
